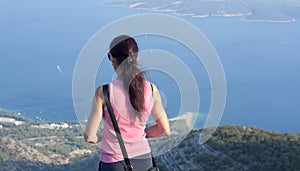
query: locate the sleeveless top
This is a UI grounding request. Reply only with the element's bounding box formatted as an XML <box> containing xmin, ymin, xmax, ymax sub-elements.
<box><xmin>100</xmin><ymin>79</ymin><xmax>154</xmax><ymax>163</ymax></box>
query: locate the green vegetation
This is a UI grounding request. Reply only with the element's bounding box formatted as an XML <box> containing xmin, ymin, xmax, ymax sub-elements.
<box><xmin>207</xmin><ymin>125</ymin><xmax>300</xmax><ymax>171</ymax></box>
<box><xmin>0</xmin><ymin>109</ymin><xmax>100</xmax><ymax>171</ymax></box>
<box><xmin>155</xmin><ymin>125</ymin><xmax>300</xmax><ymax>171</ymax></box>
<box><xmin>157</xmin><ymin>125</ymin><xmax>300</xmax><ymax>171</ymax></box>
<box><xmin>1</xmin><ymin>109</ymin><xmax>299</xmax><ymax>171</ymax></box>
<box><xmin>0</xmin><ymin>110</ymin><xmax>31</xmax><ymax>122</ymax></box>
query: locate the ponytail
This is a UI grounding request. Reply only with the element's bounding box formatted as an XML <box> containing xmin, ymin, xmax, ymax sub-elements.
<box><xmin>109</xmin><ymin>35</ymin><xmax>145</xmax><ymax>117</ymax></box>
<box><xmin>122</xmin><ymin>61</ymin><xmax>145</xmax><ymax>116</ymax></box>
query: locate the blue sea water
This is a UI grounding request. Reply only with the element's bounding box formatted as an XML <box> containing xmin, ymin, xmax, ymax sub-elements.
<box><xmin>0</xmin><ymin>0</ymin><xmax>299</xmax><ymax>133</ymax></box>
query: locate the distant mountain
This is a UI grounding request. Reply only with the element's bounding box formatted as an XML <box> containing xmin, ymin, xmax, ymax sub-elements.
<box><xmin>101</xmin><ymin>0</ymin><xmax>300</xmax><ymax>22</ymax></box>
<box><xmin>1</xmin><ymin>110</ymin><xmax>300</xmax><ymax>170</ymax></box>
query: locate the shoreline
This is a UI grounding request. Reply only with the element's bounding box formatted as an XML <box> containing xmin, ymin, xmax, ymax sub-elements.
<box><xmin>1</xmin><ymin>113</ymin><xmax>299</xmax><ymax>170</ymax></box>
<box><xmin>0</xmin><ymin>106</ymin><xmax>78</xmax><ymax>123</ymax></box>
<box><xmin>1</xmin><ymin>108</ymin><xmax>298</xmax><ymax>135</ymax></box>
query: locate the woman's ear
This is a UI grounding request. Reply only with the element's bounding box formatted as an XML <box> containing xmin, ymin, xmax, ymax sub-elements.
<box><xmin>110</xmin><ymin>56</ymin><xmax>116</xmax><ymax>64</ymax></box>
<box><xmin>109</xmin><ymin>56</ymin><xmax>118</xmax><ymax>70</ymax></box>
<box><xmin>135</xmin><ymin>53</ymin><xmax>139</xmax><ymax>62</ymax></box>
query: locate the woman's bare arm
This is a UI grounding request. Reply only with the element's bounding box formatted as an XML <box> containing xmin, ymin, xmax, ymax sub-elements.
<box><xmin>84</xmin><ymin>86</ymin><xmax>104</xmax><ymax>143</ymax></box>
<box><xmin>145</xmin><ymin>84</ymin><xmax>170</xmax><ymax>138</ymax></box>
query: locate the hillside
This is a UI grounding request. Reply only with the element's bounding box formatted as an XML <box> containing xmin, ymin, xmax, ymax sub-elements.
<box><xmin>155</xmin><ymin>126</ymin><xmax>300</xmax><ymax>171</ymax></box>
<box><xmin>1</xmin><ymin>110</ymin><xmax>300</xmax><ymax>171</ymax></box>
<box><xmin>0</xmin><ymin>110</ymin><xmax>100</xmax><ymax>171</ymax></box>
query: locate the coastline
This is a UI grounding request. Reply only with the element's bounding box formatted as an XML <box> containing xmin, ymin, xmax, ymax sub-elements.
<box><xmin>1</xmin><ymin>108</ymin><xmax>300</xmax><ymax>170</ymax></box>
<box><xmin>101</xmin><ymin>1</ymin><xmax>299</xmax><ymax>23</ymax></box>
<box><xmin>1</xmin><ymin>108</ymin><xmax>298</xmax><ymax>135</ymax></box>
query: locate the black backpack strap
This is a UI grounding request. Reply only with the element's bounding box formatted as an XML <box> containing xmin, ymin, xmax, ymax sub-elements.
<box><xmin>149</xmin><ymin>83</ymin><xmax>159</xmax><ymax>169</ymax></box>
<box><xmin>103</xmin><ymin>84</ymin><xmax>133</xmax><ymax>171</ymax></box>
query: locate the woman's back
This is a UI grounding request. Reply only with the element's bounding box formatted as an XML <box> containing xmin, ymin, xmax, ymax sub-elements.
<box><xmin>100</xmin><ymin>79</ymin><xmax>153</xmax><ymax>163</ymax></box>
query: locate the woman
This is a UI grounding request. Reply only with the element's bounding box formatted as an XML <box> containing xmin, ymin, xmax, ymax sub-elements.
<box><xmin>84</xmin><ymin>35</ymin><xmax>170</xmax><ymax>171</ymax></box>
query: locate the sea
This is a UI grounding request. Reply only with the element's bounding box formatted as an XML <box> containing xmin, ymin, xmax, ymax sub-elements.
<box><xmin>0</xmin><ymin>0</ymin><xmax>299</xmax><ymax>133</ymax></box>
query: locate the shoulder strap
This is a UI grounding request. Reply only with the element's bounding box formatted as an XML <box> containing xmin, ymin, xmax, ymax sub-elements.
<box><xmin>150</xmin><ymin>83</ymin><xmax>153</xmax><ymax>97</ymax></box>
<box><xmin>149</xmin><ymin>83</ymin><xmax>159</xmax><ymax>168</ymax></box>
<box><xmin>103</xmin><ymin>84</ymin><xmax>133</xmax><ymax>171</ymax></box>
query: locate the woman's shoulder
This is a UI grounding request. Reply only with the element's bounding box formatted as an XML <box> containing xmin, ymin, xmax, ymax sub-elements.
<box><xmin>95</xmin><ymin>85</ymin><xmax>103</xmax><ymax>95</ymax></box>
<box><xmin>95</xmin><ymin>81</ymin><xmax>117</xmax><ymax>97</ymax></box>
<box><xmin>95</xmin><ymin>81</ymin><xmax>115</xmax><ymax>93</ymax></box>
<box><xmin>94</xmin><ymin>85</ymin><xmax>104</xmax><ymax>104</ymax></box>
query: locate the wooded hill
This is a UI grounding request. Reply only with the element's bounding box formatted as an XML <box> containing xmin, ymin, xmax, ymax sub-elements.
<box><xmin>0</xmin><ymin>110</ymin><xmax>299</xmax><ymax>171</ymax></box>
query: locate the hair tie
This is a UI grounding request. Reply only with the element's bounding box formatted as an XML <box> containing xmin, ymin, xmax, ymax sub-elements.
<box><xmin>127</xmin><ymin>54</ymin><xmax>134</xmax><ymax>64</ymax></box>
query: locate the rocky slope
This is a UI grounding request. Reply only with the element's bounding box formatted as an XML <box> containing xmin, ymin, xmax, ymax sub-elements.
<box><xmin>1</xmin><ymin>110</ymin><xmax>300</xmax><ymax>171</ymax></box>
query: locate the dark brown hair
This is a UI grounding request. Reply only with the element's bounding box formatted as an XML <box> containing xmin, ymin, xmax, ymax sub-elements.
<box><xmin>109</xmin><ymin>35</ymin><xmax>145</xmax><ymax>116</ymax></box>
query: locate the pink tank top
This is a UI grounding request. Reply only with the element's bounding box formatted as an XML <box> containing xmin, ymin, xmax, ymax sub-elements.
<box><xmin>100</xmin><ymin>79</ymin><xmax>154</xmax><ymax>163</ymax></box>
